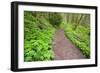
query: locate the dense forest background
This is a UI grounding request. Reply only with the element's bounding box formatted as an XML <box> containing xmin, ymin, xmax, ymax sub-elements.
<box><xmin>24</xmin><ymin>11</ymin><xmax>90</xmax><ymax>62</ymax></box>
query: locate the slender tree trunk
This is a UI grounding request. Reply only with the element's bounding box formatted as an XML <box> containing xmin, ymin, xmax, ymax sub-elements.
<box><xmin>73</xmin><ymin>14</ymin><xmax>83</xmax><ymax>30</ymax></box>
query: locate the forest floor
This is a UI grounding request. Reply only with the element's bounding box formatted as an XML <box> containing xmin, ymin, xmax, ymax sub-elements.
<box><xmin>53</xmin><ymin>29</ymin><xmax>86</xmax><ymax>60</ymax></box>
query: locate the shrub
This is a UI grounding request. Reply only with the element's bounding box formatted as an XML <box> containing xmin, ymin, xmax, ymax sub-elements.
<box><xmin>48</xmin><ymin>13</ymin><xmax>62</xmax><ymax>27</ymax></box>
<box><xmin>24</xmin><ymin>11</ymin><xmax>55</xmax><ymax>61</ymax></box>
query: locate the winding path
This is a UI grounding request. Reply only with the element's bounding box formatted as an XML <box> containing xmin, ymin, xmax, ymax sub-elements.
<box><xmin>53</xmin><ymin>29</ymin><xmax>86</xmax><ymax>60</ymax></box>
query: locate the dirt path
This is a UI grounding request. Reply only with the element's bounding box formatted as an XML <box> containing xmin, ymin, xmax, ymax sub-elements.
<box><xmin>53</xmin><ymin>29</ymin><xmax>86</xmax><ymax>60</ymax></box>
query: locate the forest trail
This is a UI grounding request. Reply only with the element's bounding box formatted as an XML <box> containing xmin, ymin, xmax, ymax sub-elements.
<box><xmin>53</xmin><ymin>29</ymin><xmax>86</xmax><ymax>60</ymax></box>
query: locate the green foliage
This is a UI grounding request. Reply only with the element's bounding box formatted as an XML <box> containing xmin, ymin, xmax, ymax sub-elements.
<box><xmin>48</xmin><ymin>13</ymin><xmax>62</xmax><ymax>27</ymax></box>
<box><xmin>24</xmin><ymin>11</ymin><xmax>90</xmax><ymax>61</ymax></box>
<box><xmin>64</xmin><ymin>24</ymin><xmax>90</xmax><ymax>58</ymax></box>
<box><xmin>24</xmin><ymin>11</ymin><xmax>55</xmax><ymax>61</ymax></box>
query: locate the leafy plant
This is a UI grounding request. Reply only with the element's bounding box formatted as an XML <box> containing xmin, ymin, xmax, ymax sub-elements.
<box><xmin>24</xmin><ymin>11</ymin><xmax>55</xmax><ymax>61</ymax></box>
<box><xmin>64</xmin><ymin>24</ymin><xmax>90</xmax><ymax>58</ymax></box>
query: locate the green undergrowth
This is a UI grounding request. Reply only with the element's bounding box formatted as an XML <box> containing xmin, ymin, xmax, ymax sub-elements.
<box><xmin>64</xmin><ymin>23</ymin><xmax>90</xmax><ymax>58</ymax></box>
<box><xmin>24</xmin><ymin>11</ymin><xmax>55</xmax><ymax>61</ymax></box>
